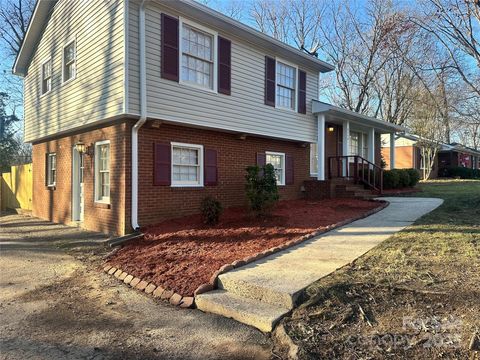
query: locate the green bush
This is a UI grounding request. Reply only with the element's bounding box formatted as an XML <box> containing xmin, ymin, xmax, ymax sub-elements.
<box><xmin>383</xmin><ymin>168</ymin><xmax>419</xmax><ymax>189</ymax></box>
<box><xmin>444</xmin><ymin>166</ymin><xmax>480</xmax><ymax>179</ymax></box>
<box><xmin>245</xmin><ymin>163</ymin><xmax>279</xmax><ymax>216</ymax></box>
<box><xmin>383</xmin><ymin>170</ymin><xmax>400</xmax><ymax>189</ymax></box>
<box><xmin>406</xmin><ymin>168</ymin><xmax>420</xmax><ymax>187</ymax></box>
<box><xmin>200</xmin><ymin>196</ymin><xmax>223</xmax><ymax>225</ymax></box>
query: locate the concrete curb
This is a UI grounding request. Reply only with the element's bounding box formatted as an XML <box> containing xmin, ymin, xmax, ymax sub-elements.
<box><xmin>102</xmin><ymin>265</ymin><xmax>194</xmax><ymax>309</ymax></box>
<box><xmin>193</xmin><ymin>200</ymin><xmax>389</xmax><ymax>301</ymax></box>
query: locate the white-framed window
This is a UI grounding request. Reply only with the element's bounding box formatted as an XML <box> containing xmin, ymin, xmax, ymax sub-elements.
<box><xmin>41</xmin><ymin>58</ymin><xmax>52</xmax><ymax>95</ymax></box>
<box><xmin>171</xmin><ymin>142</ymin><xmax>204</xmax><ymax>187</ymax></box>
<box><xmin>95</xmin><ymin>141</ymin><xmax>110</xmax><ymax>203</ymax></box>
<box><xmin>349</xmin><ymin>131</ymin><xmax>360</xmax><ymax>156</ymax></box>
<box><xmin>266</xmin><ymin>151</ymin><xmax>285</xmax><ymax>185</ymax></box>
<box><xmin>310</xmin><ymin>143</ymin><xmax>318</xmax><ymax>175</ymax></box>
<box><xmin>46</xmin><ymin>153</ymin><xmax>56</xmax><ymax>186</ymax></box>
<box><xmin>180</xmin><ymin>19</ymin><xmax>217</xmax><ymax>91</ymax></box>
<box><xmin>276</xmin><ymin>60</ymin><xmax>297</xmax><ymax>110</ymax></box>
<box><xmin>63</xmin><ymin>39</ymin><xmax>76</xmax><ymax>83</ymax></box>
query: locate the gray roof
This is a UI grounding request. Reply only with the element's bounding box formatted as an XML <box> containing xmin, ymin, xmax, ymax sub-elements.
<box><xmin>312</xmin><ymin>100</ymin><xmax>406</xmax><ymax>133</ymax></box>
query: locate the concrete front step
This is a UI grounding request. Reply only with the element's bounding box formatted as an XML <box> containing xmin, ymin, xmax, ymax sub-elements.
<box><xmin>218</xmin><ymin>276</ymin><xmax>301</xmax><ymax>309</ymax></box>
<box><xmin>195</xmin><ymin>290</ymin><xmax>290</xmax><ymax>333</ymax></box>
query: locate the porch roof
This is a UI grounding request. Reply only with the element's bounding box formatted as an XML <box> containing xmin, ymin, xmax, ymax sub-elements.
<box><xmin>312</xmin><ymin>101</ymin><xmax>405</xmax><ymax>133</ymax></box>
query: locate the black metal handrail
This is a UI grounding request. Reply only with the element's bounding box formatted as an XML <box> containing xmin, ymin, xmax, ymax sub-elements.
<box><xmin>327</xmin><ymin>155</ymin><xmax>383</xmax><ymax>194</ymax></box>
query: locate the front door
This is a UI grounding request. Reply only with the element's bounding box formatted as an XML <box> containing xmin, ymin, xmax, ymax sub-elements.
<box><xmin>72</xmin><ymin>147</ymin><xmax>84</xmax><ymax>222</ymax></box>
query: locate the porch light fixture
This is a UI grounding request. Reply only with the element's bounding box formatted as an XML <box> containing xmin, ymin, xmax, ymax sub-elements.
<box><xmin>328</xmin><ymin>126</ymin><xmax>335</xmax><ymax>132</ymax></box>
<box><xmin>75</xmin><ymin>141</ymin><xmax>87</xmax><ymax>154</ymax></box>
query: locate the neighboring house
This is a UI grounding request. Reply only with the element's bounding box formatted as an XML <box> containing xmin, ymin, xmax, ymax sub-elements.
<box><xmin>381</xmin><ymin>134</ymin><xmax>480</xmax><ymax>179</ymax></box>
<box><xmin>437</xmin><ymin>143</ymin><xmax>480</xmax><ymax>175</ymax></box>
<box><xmin>14</xmin><ymin>0</ymin><xmax>402</xmax><ymax>235</ymax></box>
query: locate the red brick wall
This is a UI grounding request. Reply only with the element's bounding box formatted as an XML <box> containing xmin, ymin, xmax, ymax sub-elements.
<box><xmin>136</xmin><ymin>123</ymin><xmax>310</xmax><ymax>226</ymax></box>
<box><xmin>32</xmin><ymin>121</ymin><xmax>132</xmax><ymax>235</ymax></box>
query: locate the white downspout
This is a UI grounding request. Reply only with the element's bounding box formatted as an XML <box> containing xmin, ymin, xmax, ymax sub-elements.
<box><xmin>131</xmin><ymin>0</ymin><xmax>147</xmax><ymax>231</ymax></box>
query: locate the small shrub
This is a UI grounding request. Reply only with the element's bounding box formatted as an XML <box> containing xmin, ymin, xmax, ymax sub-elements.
<box><xmin>383</xmin><ymin>170</ymin><xmax>399</xmax><ymax>189</ymax></box>
<box><xmin>200</xmin><ymin>196</ymin><xmax>223</xmax><ymax>225</ymax></box>
<box><xmin>406</xmin><ymin>168</ymin><xmax>420</xmax><ymax>187</ymax></box>
<box><xmin>397</xmin><ymin>169</ymin><xmax>411</xmax><ymax>188</ymax></box>
<box><xmin>245</xmin><ymin>163</ymin><xmax>279</xmax><ymax>216</ymax></box>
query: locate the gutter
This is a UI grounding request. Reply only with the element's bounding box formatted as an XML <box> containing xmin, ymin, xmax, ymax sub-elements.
<box><xmin>131</xmin><ymin>0</ymin><xmax>148</xmax><ymax>231</ymax></box>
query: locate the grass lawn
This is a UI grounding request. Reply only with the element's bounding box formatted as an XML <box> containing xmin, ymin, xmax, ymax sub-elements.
<box><xmin>277</xmin><ymin>180</ymin><xmax>480</xmax><ymax>359</ymax></box>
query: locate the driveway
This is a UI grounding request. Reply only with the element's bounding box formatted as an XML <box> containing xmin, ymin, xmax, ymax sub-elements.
<box><xmin>0</xmin><ymin>213</ymin><xmax>271</xmax><ymax>360</ymax></box>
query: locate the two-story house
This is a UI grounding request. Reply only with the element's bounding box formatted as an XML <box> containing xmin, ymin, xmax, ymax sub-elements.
<box><xmin>14</xmin><ymin>0</ymin><xmax>403</xmax><ymax>236</ymax></box>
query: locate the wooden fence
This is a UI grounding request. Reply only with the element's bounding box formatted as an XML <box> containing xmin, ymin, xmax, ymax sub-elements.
<box><xmin>0</xmin><ymin>163</ymin><xmax>33</xmax><ymax>211</ymax></box>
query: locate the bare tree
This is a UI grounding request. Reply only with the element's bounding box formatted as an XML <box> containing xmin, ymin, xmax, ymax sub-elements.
<box><xmin>413</xmin><ymin>0</ymin><xmax>480</xmax><ymax>96</ymax></box>
<box><xmin>250</xmin><ymin>0</ymin><xmax>289</xmax><ymax>42</ymax></box>
<box><xmin>0</xmin><ymin>0</ymin><xmax>35</xmax><ymax>56</ymax></box>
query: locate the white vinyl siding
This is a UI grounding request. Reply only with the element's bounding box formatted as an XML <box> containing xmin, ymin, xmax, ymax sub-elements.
<box><xmin>95</xmin><ymin>141</ymin><xmax>110</xmax><ymax>203</ymax></box>
<box><xmin>41</xmin><ymin>59</ymin><xmax>52</xmax><ymax>95</ymax></box>
<box><xmin>266</xmin><ymin>151</ymin><xmax>285</xmax><ymax>185</ymax></box>
<box><xmin>46</xmin><ymin>153</ymin><xmax>56</xmax><ymax>186</ymax></box>
<box><xmin>276</xmin><ymin>61</ymin><xmax>296</xmax><ymax>110</ymax></box>
<box><xmin>23</xmin><ymin>0</ymin><xmax>124</xmax><ymax>142</ymax></box>
<box><xmin>128</xmin><ymin>2</ymin><xmax>319</xmax><ymax>143</ymax></box>
<box><xmin>171</xmin><ymin>142</ymin><xmax>204</xmax><ymax>187</ymax></box>
<box><xmin>180</xmin><ymin>22</ymin><xmax>215</xmax><ymax>90</ymax></box>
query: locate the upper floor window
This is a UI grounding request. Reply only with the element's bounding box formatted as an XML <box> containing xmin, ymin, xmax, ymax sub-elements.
<box><xmin>63</xmin><ymin>40</ymin><xmax>76</xmax><ymax>83</ymax></box>
<box><xmin>181</xmin><ymin>23</ymin><xmax>215</xmax><ymax>90</ymax></box>
<box><xmin>95</xmin><ymin>141</ymin><xmax>110</xmax><ymax>203</ymax></box>
<box><xmin>41</xmin><ymin>59</ymin><xmax>52</xmax><ymax>95</ymax></box>
<box><xmin>266</xmin><ymin>151</ymin><xmax>285</xmax><ymax>185</ymax></box>
<box><xmin>46</xmin><ymin>153</ymin><xmax>56</xmax><ymax>186</ymax></box>
<box><xmin>276</xmin><ymin>61</ymin><xmax>296</xmax><ymax>110</ymax></box>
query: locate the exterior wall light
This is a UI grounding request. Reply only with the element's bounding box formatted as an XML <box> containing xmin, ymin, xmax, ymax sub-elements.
<box><xmin>328</xmin><ymin>126</ymin><xmax>335</xmax><ymax>132</ymax></box>
<box><xmin>75</xmin><ymin>142</ymin><xmax>87</xmax><ymax>154</ymax></box>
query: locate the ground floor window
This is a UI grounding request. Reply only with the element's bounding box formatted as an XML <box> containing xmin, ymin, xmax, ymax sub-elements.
<box><xmin>266</xmin><ymin>151</ymin><xmax>285</xmax><ymax>185</ymax></box>
<box><xmin>310</xmin><ymin>143</ymin><xmax>318</xmax><ymax>175</ymax></box>
<box><xmin>46</xmin><ymin>153</ymin><xmax>56</xmax><ymax>186</ymax></box>
<box><xmin>349</xmin><ymin>132</ymin><xmax>360</xmax><ymax>156</ymax></box>
<box><xmin>95</xmin><ymin>140</ymin><xmax>110</xmax><ymax>203</ymax></box>
<box><xmin>171</xmin><ymin>142</ymin><xmax>204</xmax><ymax>187</ymax></box>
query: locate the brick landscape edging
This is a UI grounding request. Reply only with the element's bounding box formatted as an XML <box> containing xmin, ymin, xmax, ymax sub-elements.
<box><xmin>104</xmin><ymin>200</ymin><xmax>389</xmax><ymax>308</ymax></box>
<box><xmin>193</xmin><ymin>199</ymin><xmax>390</xmax><ymax>297</ymax></box>
<box><xmin>102</xmin><ymin>265</ymin><xmax>194</xmax><ymax>309</ymax></box>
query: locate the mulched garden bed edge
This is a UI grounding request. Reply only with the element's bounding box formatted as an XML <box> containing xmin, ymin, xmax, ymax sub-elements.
<box><xmin>102</xmin><ymin>199</ymin><xmax>389</xmax><ymax>309</ymax></box>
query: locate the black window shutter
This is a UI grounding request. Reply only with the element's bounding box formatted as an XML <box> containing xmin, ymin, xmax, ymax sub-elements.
<box><xmin>298</xmin><ymin>70</ymin><xmax>307</xmax><ymax>114</ymax></box>
<box><xmin>45</xmin><ymin>153</ymin><xmax>49</xmax><ymax>186</ymax></box>
<box><xmin>161</xmin><ymin>13</ymin><xmax>179</xmax><ymax>82</ymax></box>
<box><xmin>218</xmin><ymin>37</ymin><xmax>231</xmax><ymax>95</ymax></box>
<box><xmin>285</xmin><ymin>155</ymin><xmax>294</xmax><ymax>185</ymax></box>
<box><xmin>264</xmin><ymin>56</ymin><xmax>276</xmax><ymax>106</ymax></box>
<box><xmin>154</xmin><ymin>143</ymin><xmax>171</xmax><ymax>185</ymax></box>
<box><xmin>204</xmin><ymin>149</ymin><xmax>218</xmax><ymax>186</ymax></box>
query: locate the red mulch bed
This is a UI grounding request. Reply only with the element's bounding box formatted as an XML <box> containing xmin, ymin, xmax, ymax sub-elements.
<box><xmin>106</xmin><ymin>198</ymin><xmax>382</xmax><ymax>296</ymax></box>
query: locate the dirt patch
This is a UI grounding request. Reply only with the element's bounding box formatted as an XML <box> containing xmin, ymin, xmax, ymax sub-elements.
<box><xmin>106</xmin><ymin>199</ymin><xmax>381</xmax><ymax>296</ymax></box>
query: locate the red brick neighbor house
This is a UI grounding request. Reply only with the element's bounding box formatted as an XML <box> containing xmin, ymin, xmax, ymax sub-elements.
<box><xmin>381</xmin><ymin>134</ymin><xmax>480</xmax><ymax>179</ymax></box>
<box><xmin>14</xmin><ymin>0</ymin><xmax>403</xmax><ymax>236</ymax></box>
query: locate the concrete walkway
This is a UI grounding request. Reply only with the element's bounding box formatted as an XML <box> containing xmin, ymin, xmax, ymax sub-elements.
<box><xmin>196</xmin><ymin>197</ymin><xmax>444</xmax><ymax>332</ymax></box>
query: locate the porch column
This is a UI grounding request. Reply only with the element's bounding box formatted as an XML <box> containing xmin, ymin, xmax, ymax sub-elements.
<box><xmin>342</xmin><ymin>120</ymin><xmax>350</xmax><ymax>176</ymax></box>
<box><xmin>368</xmin><ymin>128</ymin><xmax>375</xmax><ymax>164</ymax></box>
<box><xmin>317</xmin><ymin>114</ymin><xmax>326</xmax><ymax>181</ymax></box>
<box><xmin>390</xmin><ymin>132</ymin><xmax>396</xmax><ymax>169</ymax></box>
